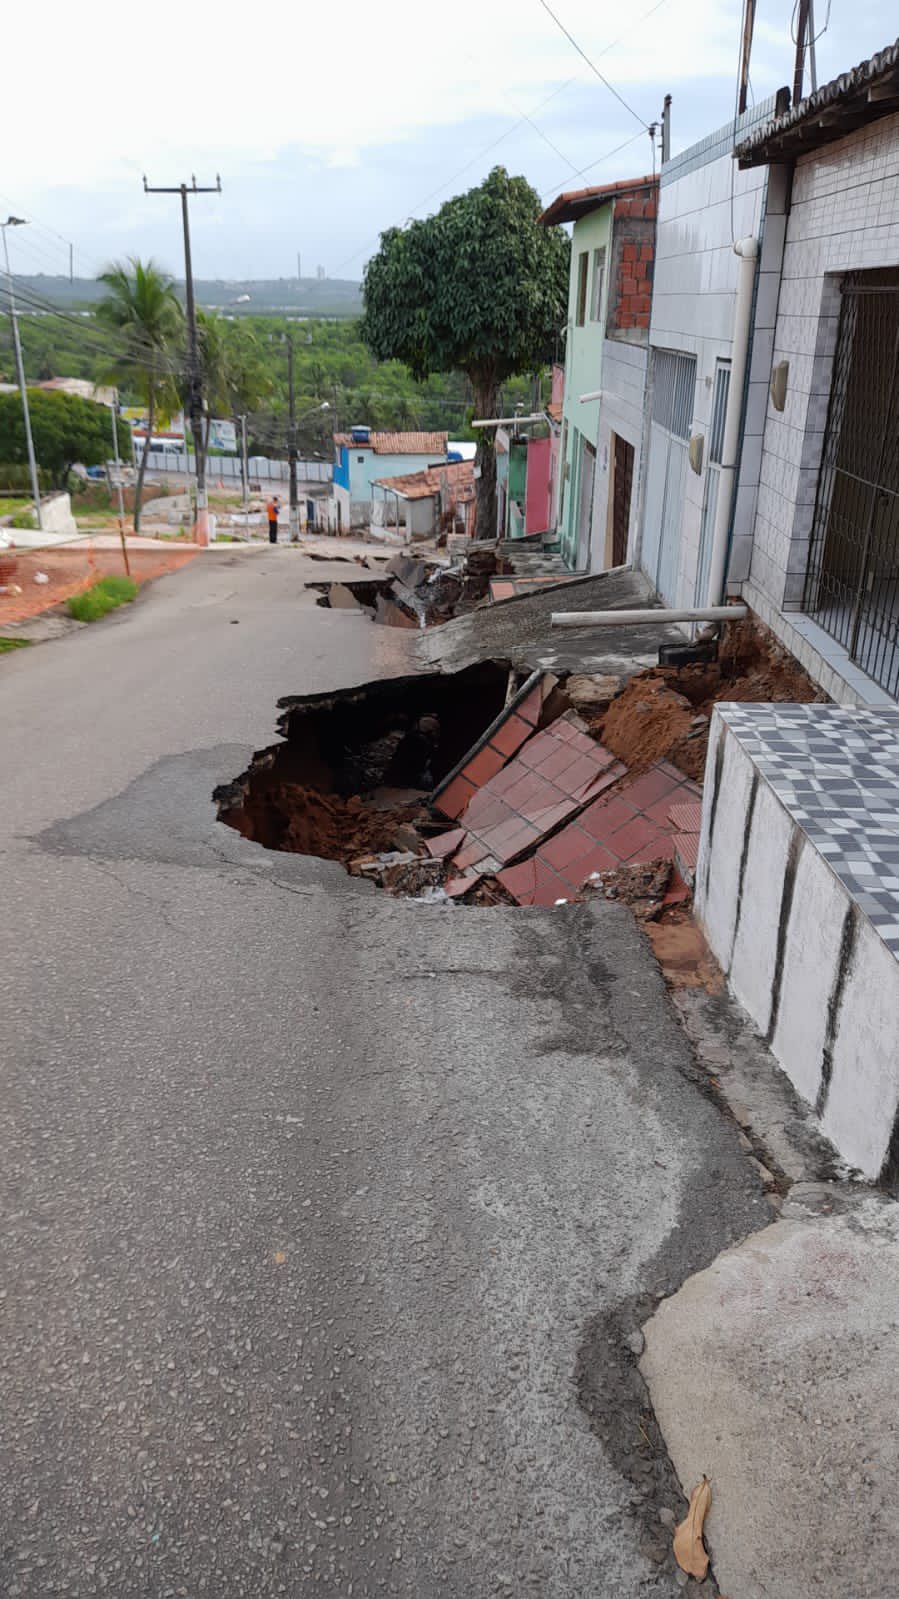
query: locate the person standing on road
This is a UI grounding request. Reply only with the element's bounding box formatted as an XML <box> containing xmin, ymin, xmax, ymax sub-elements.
<box><xmin>267</xmin><ymin>496</ymin><xmax>280</xmax><ymax>544</ymax></box>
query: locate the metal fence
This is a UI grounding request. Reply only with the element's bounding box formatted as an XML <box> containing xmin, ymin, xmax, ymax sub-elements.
<box><xmin>804</xmin><ymin>271</ymin><xmax>899</xmax><ymax>697</ymax></box>
<box><xmin>140</xmin><ymin>449</ymin><xmax>332</xmax><ymax>485</ymax></box>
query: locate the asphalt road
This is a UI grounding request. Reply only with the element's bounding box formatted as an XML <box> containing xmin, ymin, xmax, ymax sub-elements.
<box><xmin>0</xmin><ymin>550</ymin><xmax>768</xmax><ymax>1597</ymax></box>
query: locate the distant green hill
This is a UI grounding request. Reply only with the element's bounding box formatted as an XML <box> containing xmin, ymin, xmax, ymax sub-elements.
<box><xmin>14</xmin><ymin>274</ymin><xmax>363</xmax><ymax>319</ymax></box>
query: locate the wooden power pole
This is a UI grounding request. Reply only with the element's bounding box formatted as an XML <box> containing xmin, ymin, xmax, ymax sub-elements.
<box><xmin>143</xmin><ymin>174</ymin><xmax>221</xmax><ymax>545</ymax></box>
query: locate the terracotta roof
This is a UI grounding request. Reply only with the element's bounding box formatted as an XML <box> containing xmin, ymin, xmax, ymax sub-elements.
<box><xmin>538</xmin><ymin>174</ymin><xmax>657</xmax><ymax>227</ymax></box>
<box><xmin>333</xmin><ymin>430</ymin><xmax>448</xmax><ymax>455</ymax></box>
<box><xmin>373</xmin><ymin>459</ymin><xmax>475</xmax><ymax>501</ymax></box>
<box><xmin>736</xmin><ymin>39</ymin><xmax>899</xmax><ymax>167</ymax></box>
<box><xmin>545</xmin><ymin>401</ymin><xmax>563</xmax><ymax>424</ymax></box>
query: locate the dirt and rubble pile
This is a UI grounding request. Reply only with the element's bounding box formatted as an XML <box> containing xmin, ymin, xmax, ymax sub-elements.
<box><xmin>600</xmin><ymin>617</ymin><xmax>826</xmax><ymax>781</ymax></box>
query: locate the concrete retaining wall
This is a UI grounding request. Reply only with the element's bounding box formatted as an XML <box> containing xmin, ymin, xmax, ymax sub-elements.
<box><xmin>695</xmin><ymin>708</ymin><xmax>899</xmax><ymax>1178</ymax></box>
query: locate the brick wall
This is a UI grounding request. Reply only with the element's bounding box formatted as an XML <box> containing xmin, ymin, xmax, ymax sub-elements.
<box><xmin>608</xmin><ymin>191</ymin><xmax>657</xmax><ymax>338</ymax></box>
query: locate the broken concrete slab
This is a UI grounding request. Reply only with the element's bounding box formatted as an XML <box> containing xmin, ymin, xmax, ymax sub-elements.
<box><xmin>327</xmin><ymin>583</ymin><xmax>365</xmax><ymax>611</ymax></box>
<box><xmin>566</xmin><ymin>672</ymin><xmax>623</xmax><ymax>711</ymax></box>
<box><xmin>641</xmin><ymin>1194</ymin><xmax>899</xmax><ymax>1599</ymax></box>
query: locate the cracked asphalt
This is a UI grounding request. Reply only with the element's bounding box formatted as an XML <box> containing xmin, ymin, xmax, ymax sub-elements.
<box><xmin>0</xmin><ymin>549</ymin><xmax>769</xmax><ymax>1596</ymax></box>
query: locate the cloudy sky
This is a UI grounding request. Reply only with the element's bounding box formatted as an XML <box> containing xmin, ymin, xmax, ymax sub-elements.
<box><xmin>4</xmin><ymin>0</ymin><xmax>896</xmax><ymax>283</ymax></box>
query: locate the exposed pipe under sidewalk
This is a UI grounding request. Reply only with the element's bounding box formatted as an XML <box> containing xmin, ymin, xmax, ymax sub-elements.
<box><xmin>551</xmin><ymin>605</ymin><xmax>748</xmax><ymax>628</ymax></box>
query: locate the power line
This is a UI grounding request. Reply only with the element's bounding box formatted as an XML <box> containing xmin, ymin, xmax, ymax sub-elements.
<box><xmin>535</xmin><ymin>0</ymin><xmax>651</xmax><ymax>129</ymax></box>
<box><xmin>540</xmin><ymin>127</ymin><xmax>647</xmax><ymax>200</ymax></box>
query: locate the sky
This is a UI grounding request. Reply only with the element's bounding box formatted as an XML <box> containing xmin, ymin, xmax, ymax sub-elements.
<box><xmin>4</xmin><ymin>0</ymin><xmax>897</xmax><ymax>284</ymax></box>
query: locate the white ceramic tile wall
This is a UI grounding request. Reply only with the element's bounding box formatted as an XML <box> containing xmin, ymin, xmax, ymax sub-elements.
<box><xmin>750</xmin><ymin>110</ymin><xmax>899</xmax><ymax>615</ymax></box>
<box><xmin>646</xmin><ymin>129</ymin><xmax>769</xmax><ymax>606</ymax></box>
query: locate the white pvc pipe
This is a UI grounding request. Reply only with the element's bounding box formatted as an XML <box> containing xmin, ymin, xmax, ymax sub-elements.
<box><xmin>706</xmin><ymin>235</ymin><xmax>759</xmax><ymax>606</ymax></box>
<box><xmin>551</xmin><ymin>605</ymin><xmax>748</xmax><ymax>628</ymax></box>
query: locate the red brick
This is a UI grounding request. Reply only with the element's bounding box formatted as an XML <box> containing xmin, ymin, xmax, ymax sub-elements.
<box><xmin>463</xmin><ymin>745</ymin><xmax>507</xmax><ymax>787</ymax></box>
<box><xmin>434</xmin><ymin>774</ymin><xmax>476</xmax><ymax>820</ymax></box>
<box><xmin>621</xmin><ymin>276</ymin><xmax>638</xmax><ymax>297</ymax></box>
<box><xmin>607</xmin><ymin>816</ymin><xmax>666</xmax><ymax>862</ymax></box>
<box><xmin>497</xmin><ymin>858</ymin><xmax>537</xmax><ymax>905</ymax></box>
<box><xmin>539</xmin><ymin>824</ymin><xmax>590</xmax><ymax>871</ymax></box>
<box><xmin>425</xmin><ymin>827</ymin><xmax>466</xmax><ymax>860</ymax></box>
<box><xmin>490</xmin><ymin>712</ymin><xmax>530</xmax><ymax>757</ymax></box>
<box><xmin>557</xmin><ymin>841</ymin><xmax>619</xmax><ymax>887</ymax></box>
<box><xmin>517</xmin><ymin>686</ymin><xmax>544</xmax><ymax>726</ymax></box>
<box><xmin>628</xmin><ymin>835</ymin><xmax>677</xmax><ymax>866</ymax></box>
<box><xmin>640</xmin><ymin>243</ymin><xmax>654</xmax><ymax>262</ymax></box>
<box><xmin>634</xmin><ymin>312</ymin><xmax>650</xmax><ymax>328</ymax></box>
<box><xmin>615</xmin><ymin>197</ymin><xmax>634</xmax><ymax>217</ymax></box>
<box><xmin>633</xmin><ymin>293</ymin><xmax>651</xmax><ymax>315</ymax></box>
<box><xmin>622</xmin><ymin>242</ymin><xmax>637</xmax><ymax>262</ymax></box>
<box><xmin>580</xmin><ymin>792</ymin><xmax>636</xmax><ymax>838</ymax></box>
<box><xmin>624</xmin><ymin>766</ymin><xmax>681</xmax><ymax>810</ymax></box>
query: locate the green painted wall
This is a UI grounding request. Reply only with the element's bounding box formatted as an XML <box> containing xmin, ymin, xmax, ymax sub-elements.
<box><xmin>558</xmin><ymin>205</ymin><xmax>611</xmax><ymax>565</ymax></box>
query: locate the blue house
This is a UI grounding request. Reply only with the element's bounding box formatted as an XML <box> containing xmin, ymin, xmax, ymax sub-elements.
<box><xmin>331</xmin><ymin>428</ymin><xmax>449</xmax><ymax>531</ymax></box>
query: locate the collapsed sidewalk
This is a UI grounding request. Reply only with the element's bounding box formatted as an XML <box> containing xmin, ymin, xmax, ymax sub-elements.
<box><xmin>214</xmin><ymin>562</ymin><xmax>899</xmax><ymax>1598</ymax></box>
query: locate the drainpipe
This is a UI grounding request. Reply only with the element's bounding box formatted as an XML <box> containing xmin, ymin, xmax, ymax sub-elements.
<box><xmin>552</xmin><ymin>604</ymin><xmax>748</xmax><ymax>628</ymax></box>
<box><xmin>706</xmin><ymin>236</ymin><xmax>759</xmax><ymax>606</ymax></box>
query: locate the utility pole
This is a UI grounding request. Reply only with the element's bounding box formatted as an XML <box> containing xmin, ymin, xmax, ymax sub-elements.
<box><xmin>660</xmin><ymin>95</ymin><xmax>672</xmax><ymax>165</ymax></box>
<box><xmin>1</xmin><ymin>218</ymin><xmax>42</xmax><ymax>531</ymax></box>
<box><xmin>738</xmin><ymin>0</ymin><xmax>756</xmax><ymax>114</ymax></box>
<box><xmin>143</xmin><ymin>173</ymin><xmax>221</xmax><ymax>545</ymax></box>
<box><xmin>109</xmin><ymin>390</ymin><xmax>130</xmax><ymax>575</ymax></box>
<box><xmin>792</xmin><ymin>0</ymin><xmax>811</xmax><ymax>106</ymax></box>
<box><xmin>69</xmin><ymin>242</ymin><xmax>74</xmax><ymax>284</ymax></box>
<box><xmin>297</xmin><ymin>252</ymin><xmax>302</xmax><ymax>282</ymax></box>
<box><xmin>287</xmin><ymin>333</ymin><xmax>299</xmax><ymax>541</ymax></box>
<box><xmin>239</xmin><ymin>413</ymin><xmax>249</xmax><ymax>516</ymax></box>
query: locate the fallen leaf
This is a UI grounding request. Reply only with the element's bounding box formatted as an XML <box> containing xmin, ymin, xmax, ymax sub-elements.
<box><xmin>273</xmin><ymin>1250</ymin><xmax>287</xmax><ymax>1265</ymax></box>
<box><xmin>673</xmin><ymin>1475</ymin><xmax>711</xmax><ymax>1578</ymax></box>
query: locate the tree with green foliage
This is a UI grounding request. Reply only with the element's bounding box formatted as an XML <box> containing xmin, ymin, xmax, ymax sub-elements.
<box><xmin>97</xmin><ymin>259</ymin><xmax>183</xmax><ymax>530</ymax></box>
<box><xmin>195</xmin><ymin>311</ymin><xmax>271</xmax><ymax>474</ymax></box>
<box><xmin>361</xmin><ymin>167</ymin><xmax>569</xmax><ymax>537</ymax></box>
<box><xmin>0</xmin><ymin>388</ymin><xmax>112</xmax><ymax>487</ymax></box>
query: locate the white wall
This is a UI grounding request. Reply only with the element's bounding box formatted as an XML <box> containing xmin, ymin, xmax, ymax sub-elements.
<box><xmin>747</xmin><ymin>109</ymin><xmax>899</xmax><ymax>615</ymax></box>
<box><xmin>644</xmin><ymin>104</ymin><xmax>772</xmax><ymax>604</ymax></box>
<box><xmin>696</xmin><ymin>709</ymin><xmax>899</xmax><ymax>1179</ymax></box>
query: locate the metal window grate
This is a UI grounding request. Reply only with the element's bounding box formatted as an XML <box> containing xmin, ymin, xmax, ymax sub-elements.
<box><xmin>708</xmin><ymin>362</ymin><xmax>731</xmax><ymax>464</ymax></box>
<box><xmin>804</xmin><ymin>270</ymin><xmax>899</xmax><ymax>698</ymax></box>
<box><xmin>652</xmin><ymin>350</ymin><xmax>696</xmax><ymax>439</ymax></box>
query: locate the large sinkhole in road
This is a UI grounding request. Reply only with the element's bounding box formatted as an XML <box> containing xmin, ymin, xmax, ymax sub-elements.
<box><xmin>213</xmin><ymin>663</ymin><xmax>518</xmax><ymax>892</ymax></box>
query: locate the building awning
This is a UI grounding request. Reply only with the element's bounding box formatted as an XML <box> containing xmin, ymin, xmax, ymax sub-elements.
<box><xmin>736</xmin><ymin>38</ymin><xmax>899</xmax><ymax>167</ymax></box>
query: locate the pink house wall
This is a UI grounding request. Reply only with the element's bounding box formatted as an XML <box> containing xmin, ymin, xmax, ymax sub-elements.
<box><xmin>525</xmin><ymin>436</ymin><xmax>552</xmax><ymax>535</ymax></box>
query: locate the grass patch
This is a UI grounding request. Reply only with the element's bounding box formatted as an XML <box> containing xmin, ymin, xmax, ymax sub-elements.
<box><xmin>0</xmin><ymin>637</ymin><xmax>32</xmax><ymax>653</ymax></box>
<box><xmin>0</xmin><ymin>497</ymin><xmax>29</xmax><ymax>517</ymax></box>
<box><xmin>67</xmin><ymin>575</ymin><xmax>139</xmax><ymax>623</ymax></box>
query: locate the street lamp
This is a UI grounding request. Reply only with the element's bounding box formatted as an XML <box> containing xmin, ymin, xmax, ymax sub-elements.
<box><xmin>1</xmin><ymin>217</ymin><xmax>43</xmax><ymax>531</ymax></box>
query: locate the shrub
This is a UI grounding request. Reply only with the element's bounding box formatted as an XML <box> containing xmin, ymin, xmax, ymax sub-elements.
<box><xmin>67</xmin><ymin>574</ymin><xmax>139</xmax><ymax>622</ymax></box>
<box><xmin>11</xmin><ymin>507</ymin><xmax>37</xmax><ymax>530</ymax></box>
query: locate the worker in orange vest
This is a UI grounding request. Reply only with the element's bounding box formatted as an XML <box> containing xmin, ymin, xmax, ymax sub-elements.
<box><xmin>266</xmin><ymin>496</ymin><xmax>280</xmax><ymax>544</ymax></box>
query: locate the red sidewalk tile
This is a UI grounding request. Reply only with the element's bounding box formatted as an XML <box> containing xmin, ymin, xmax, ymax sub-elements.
<box><xmin>426</xmin><ymin>827</ymin><xmax>466</xmax><ymax>859</ymax></box>
<box><xmin>669</xmin><ymin>800</ymin><xmax>703</xmax><ymax>833</ymax></box>
<box><xmin>434</xmin><ymin>774</ymin><xmax>477</xmax><ymax>821</ymax></box>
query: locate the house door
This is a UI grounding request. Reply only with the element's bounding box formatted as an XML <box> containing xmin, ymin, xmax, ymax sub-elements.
<box><xmin>804</xmin><ymin>270</ymin><xmax>899</xmax><ymax>696</ymax></box>
<box><xmin>642</xmin><ymin>351</ymin><xmax>696</xmax><ymax>602</ymax></box>
<box><xmin>575</xmin><ymin>439</ymin><xmax>596</xmax><ymax>568</ymax></box>
<box><xmin>695</xmin><ymin>362</ymin><xmax>731</xmax><ymax>604</ymax></box>
<box><xmin>611</xmin><ymin>435</ymin><xmax>634</xmax><ymax>566</ymax></box>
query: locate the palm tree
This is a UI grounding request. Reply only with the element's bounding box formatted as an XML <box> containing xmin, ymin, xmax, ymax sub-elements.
<box><xmin>97</xmin><ymin>259</ymin><xmax>183</xmax><ymax>531</ymax></box>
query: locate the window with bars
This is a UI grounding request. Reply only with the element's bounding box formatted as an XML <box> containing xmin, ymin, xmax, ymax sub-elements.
<box><xmin>651</xmin><ymin>350</ymin><xmax>696</xmax><ymax>439</ymax></box>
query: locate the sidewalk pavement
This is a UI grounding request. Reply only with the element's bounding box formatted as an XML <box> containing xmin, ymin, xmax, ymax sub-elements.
<box><xmin>641</xmin><ymin>1183</ymin><xmax>899</xmax><ymax>1599</ymax></box>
